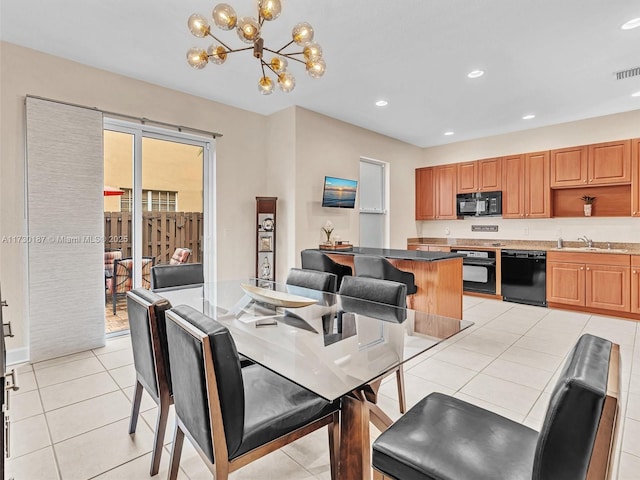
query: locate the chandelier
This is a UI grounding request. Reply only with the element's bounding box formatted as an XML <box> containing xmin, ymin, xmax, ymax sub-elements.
<box><xmin>186</xmin><ymin>1</ymin><xmax>325</xmax><ymax>95</ymax></box>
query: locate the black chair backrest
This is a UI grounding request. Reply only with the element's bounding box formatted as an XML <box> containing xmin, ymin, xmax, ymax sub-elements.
<box><xmin>301</xmin><ymin>249</ymin><xmax>352</xmax><ymax>287</ymax></box>
<box><xmin>286</xmin><ymin>268</ymin><xmax>338</xmax><ymax>293</ymax></box>
<box><xmin>354</xmin><ymin>255</ymin><xmax>417</xmax><ymax>294</ymax></box>
<box><xmin>126</xmin><ymin>288</ymin><xmax>173</xmax><ymax>396</ymax></box>
<box><xmin>165</xmin><ymin>305</ymin><xmax>245</xmax><ymax>463</ymax></box>
<box><xmin>339</xmin><ymin>276</ymin><xmax>407</xmax><ymax>323</ymax></box>
<box><xmin>533</xmin><ymin>333</ymin><xmax>612</xmax><ymax>480</ymax></box>
<box><xmin>151</xmin><ymin>263</ymin><xmax>204</xmax><ymax>290</ymax></box>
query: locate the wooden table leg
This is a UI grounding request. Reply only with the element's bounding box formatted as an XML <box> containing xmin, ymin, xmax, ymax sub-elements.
<box><xmin>339</xmin><ymin>393</ymin><xmax>371</xmax><ymax>480</ymax></box>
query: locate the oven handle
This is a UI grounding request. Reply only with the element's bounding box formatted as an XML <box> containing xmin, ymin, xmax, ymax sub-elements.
<box><xmin>462</xmin><ymin>258</ymin><xmax>496</xmax><ymax>266</ymax></box>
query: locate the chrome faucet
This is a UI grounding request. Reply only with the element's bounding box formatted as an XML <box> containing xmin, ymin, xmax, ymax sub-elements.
<box><xmin>578</xmin><ymin>236</ymin><xmax>593</xmax><ymax>248</ymax></box>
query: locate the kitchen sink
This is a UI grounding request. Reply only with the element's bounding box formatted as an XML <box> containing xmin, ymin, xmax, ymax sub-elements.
<box><xmin>552</xmin><ymin>247</ymin><xmax>628</xmax><ymax>253</ymax></box>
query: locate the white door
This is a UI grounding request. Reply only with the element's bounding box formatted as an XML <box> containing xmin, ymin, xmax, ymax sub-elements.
<box><xmin>359</xmin><ymin>159</ymin><xmax>386</xmax><ymax>248</ymax></box>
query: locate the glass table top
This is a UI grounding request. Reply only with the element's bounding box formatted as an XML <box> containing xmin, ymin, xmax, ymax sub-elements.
<box><xmin>157</xmin><ymin>279</ymin><xmax>473</xmax><ymax>401</ymax></box>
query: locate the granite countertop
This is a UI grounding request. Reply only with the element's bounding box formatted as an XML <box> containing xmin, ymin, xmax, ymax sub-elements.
<box><xmin>408</xmin><ymin>238</ymin><xmax>640</xmax><ymax>255</ymax></box>
<box><xmin>319</xmin><ymin>247</ymin><xmax>463</xmax><ymax>262</ymax></box>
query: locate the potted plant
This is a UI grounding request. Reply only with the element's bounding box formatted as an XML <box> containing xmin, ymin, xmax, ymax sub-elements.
<box><xmin>581</xmin><ymin>195</ymin><xmax>596</xmax><ymax>217</ymax></box>
<box><xmin>321</xmin><ymin>220</ymin><xmax>334</xmax><ymax>244</ymax></box>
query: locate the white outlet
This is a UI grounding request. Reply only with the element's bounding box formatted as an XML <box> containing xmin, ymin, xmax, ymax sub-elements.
<box><xmin>524</xmin><ymin>227</ymin><xmax>529</xmax><ymax>236</ymax></box>
<box><xmin>444</xmin><ymin>228</ymin><xmax>450</xmax><ymax>236</ymax></box>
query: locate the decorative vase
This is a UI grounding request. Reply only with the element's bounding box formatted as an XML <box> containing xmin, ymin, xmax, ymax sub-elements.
<box><xmin>584</xmin><ymin>204</ymin><xmax>592</xmax><ymax>217</ymax></box>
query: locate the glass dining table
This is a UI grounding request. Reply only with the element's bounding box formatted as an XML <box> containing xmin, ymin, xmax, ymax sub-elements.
<box><xmin>157</xmin><ymin>278</ymin><xmax>473</xmax><ymax>480</ymax></box>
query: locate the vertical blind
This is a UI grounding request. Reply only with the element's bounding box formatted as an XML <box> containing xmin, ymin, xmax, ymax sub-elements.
<box><xmin>26</xmin><ymin>97</ymin><xmax>105</xmax><ymax>362</ymax></box>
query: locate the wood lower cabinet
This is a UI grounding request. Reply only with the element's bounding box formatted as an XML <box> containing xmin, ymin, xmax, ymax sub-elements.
<box><xmin>632</xmin><ymin>256</ymin><xmax>640</xmax><ymax>314</ymax></box>
<box><xmin>547</xmin><ymin>252</ymin><xmax>631</xmax><ymax>313</ymax></box>
<box><xmin>415</xmin><ymin>167</ymin><xmax>435</xmax><ymax>220</ymax></box>
<box><xmin>632</xmin><ymin>138</ymin><xmax>640</xmax><ymax>217</ymax></box>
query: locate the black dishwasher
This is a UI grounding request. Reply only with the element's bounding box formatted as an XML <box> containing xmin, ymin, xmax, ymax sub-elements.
<box><xmin>501</xmin><ymin>250</ymin><xmax>547</xmax><ymax>307</ymax></box>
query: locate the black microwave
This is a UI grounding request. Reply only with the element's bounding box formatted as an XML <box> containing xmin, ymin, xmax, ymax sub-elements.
<box><xmin>456</xmin><ymin>191</ymin><xmax>502</xmax><ymax>216</ymax></box>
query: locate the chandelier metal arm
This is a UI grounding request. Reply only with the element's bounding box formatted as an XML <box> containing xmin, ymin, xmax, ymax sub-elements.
<box><xmin>263</xmin><ymin>47</ymin><xmax>306</xmax><ymax>64</ymax></box>
<box><xmin>275</xmin><ymin>40</ymin><xmax>295</xmax><ymax>54</ymax></box>
<box><xmin>206</xmin><ymin>31</ymin><xmax>234</xmax><ymax>51</ymax></box>
<box><xmin>217</xmin><ymin>46</ymin><xmax>254</xmax><ymax>56</ymax></box>
<box><xmin>260</xmin><ymin>59</ymin><xmax>280</xmax><ymax>77</ymax></box>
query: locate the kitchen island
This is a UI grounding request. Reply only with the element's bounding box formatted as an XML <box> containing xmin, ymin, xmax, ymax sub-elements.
<box><xmin>318</xmin><ymin>247</ymin><xmax>464</xmax><ymax>319</ymax></box>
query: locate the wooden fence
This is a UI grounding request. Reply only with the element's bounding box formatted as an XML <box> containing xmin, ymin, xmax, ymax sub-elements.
<box><xmin>104</xmin><ymin>212</ymin><xmax>203</xmax><ymax>265</ymax></box>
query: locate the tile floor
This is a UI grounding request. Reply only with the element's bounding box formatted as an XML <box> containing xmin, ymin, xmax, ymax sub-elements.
<box><xmin>6</xmin><ymin>296</ymin><xmax>640</xmax><ymax>479</ymax></box>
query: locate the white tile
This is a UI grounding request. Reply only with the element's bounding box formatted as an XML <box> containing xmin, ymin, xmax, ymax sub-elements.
<box><xmin>535</xmin><ymin>312</ymin><xmax>589</xmax><ymax>333</ymax></box>
<box><xmin>46</xmin><ymin>390</ymin><xmax>132</xmax><ymax>443</ymax></box>
<box><xmin>460</xmin><ymin>373</ymin><xmax>541</xmax><ymax>415</ymax></box>
<box><xmin>453</xmin><ymin>392</ymin><xmax>525</xmax><ymax>423</ymax></box>
<box><xmin>109</xmin><ymin>364</ymin><xmax>137</xmax><ymax>388</ymax></box>
<box><xmin>522</xmin><ymin>415</ymin><xmax>543</xmax><ymax>431</ymax></box>
<box><xmin>229</xmin><ymin>449</ymin><xmax>317</xmax><ymax>480</ymax></box>
<box><xmin>629</xmin><ymin>374</ymin><xmax>640</xmax><ymax>396</ymax></box>
<box><xmin>54</xmin><ymin>418</ymin><xmax>154</xmax><ymax>479</ymax></box>
<box><xmin>463</xmin><ymin>295</ymin><xmax>484</xmax><ymax>309</ymax></box>
<box><xmin>140</xmin><ymin>405</ymin><xmax>176</xmax><ymax>446</ymax></box>
<box><xmin>379</xmin><ymin>372</ymin><xmax>455</xmax><ymax>411</ymax></box>
<box><xmin>513</xmin><ymin>335</ymin><xmax>575</xmax><ymax>357</ymax></box>
<box><xmin>33</xmin><ymin>350</ymin><xmax>95</xmax><ymax>371</ymax></box>
<box><xmin>10</xmin><ymin>389</ymin><xmax>43</xmax><ymax>421</ymax></box>
<box><xmin>92</xmin><ymin>335</ymin><xmax>132</xmax><ymax>355</ymax></box>
<box><xmin>432</xmin><ymin>345</ymin><xmax>496</xmax><ymax>372</ymax></box>
<box><xmin>485</xmin><ymin>314</ymin><xmax>540</xmax><ymax>335</ymax></box>
<box><xmin>34</xmin><ymin>356</ymin><xmax>106</xmax><ymax>388</ymax></box>
<box><xmin>499</xmin><ymin>345</ymin><xmax>564</xmax><ymax>372</ymax></box>
<box><xmin>15</xmin><ymin>362</ymin><xmax>34</xmax><ymax>374</ymax></box>
<box><xmin>123</xmin><ymin>384</ymin><xmax>159</xmax><ymax>413</ymax></box>
<box><xmin>627</xmin><ymin>393</ymin><xmax>640</xmax><ymax>422</ymax></box>
<box><xmin>618</xmin><ymin>452</ymin><xmax>640</xmax><ymax>480</ymax></box>
<box><xmin>407</xmin><ymin>357</ymin><xmax>477</xmax><ymax>390</ymax></box>
<box><xmin>482</xmin><ymin>358</ymin><xmax>553</xmax><ymax>390</ymax></box>
<box><xmin>622</xmin><ymin>418</ymin><xmax>640</xmax><ymax>457</ymax></box>
<box><xmin>527</xmin><ymin>392</ymin><xmax>552</xmax><ymax>421</ymax></box>
<box><xmin>5</xmin><ymin>446</ymin><xmax>59</xmax><ymax>480</ymax></box>
<box><xmin>92</xmin><ymin>451</ymin><xmax>189</xmax><ymax>479</ymax></box>
<box><xmin>464</xmin><ymin>327</ymin><xmax>521</xmax><ymax>345</ymax></box>
<box><xmin>14</xmin><ymin>370</ymin><xmax>37</xmax><ymax>393</ymax></box>
<box><xmin>452</xmin><ymin>334</ymin><xmax>512</xmax><ymax>357</ymax></box>
<box><xmin>525</xmin><ymin>325</ymin><xmax>580</xmax><ymax>343</ymax></box>
<box><xmin>96</xmin><ymin>347</ymin><xmax>134</xmax><ymax>370</ymax></box>
<box><xmin>281</xmin><ymin>427</ymin><xmax>333</xmax><ymax>479</ymax></box>
<box><xmin>39</xmin><ymin>371</ymin><xmax>119</xmax><ymax>411</ymax></box>
<box><xmin>9</xmin><ymin>414</ymin><xmax>51</xmax><ymax>458</ymax></box>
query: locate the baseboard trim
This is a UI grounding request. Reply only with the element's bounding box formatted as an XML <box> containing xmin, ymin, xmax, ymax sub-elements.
<box><xmin>7</xmin><ymin>347</ymin><xmax>29</xmax><ymax>366</ymax></box>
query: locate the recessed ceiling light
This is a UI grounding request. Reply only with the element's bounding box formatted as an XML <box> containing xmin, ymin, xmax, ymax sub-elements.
<box><xmin>522</xmin><ymin>114</ymin><xmax>536</xmax><ymax>120</ymax></box>
<box><xmin>375</xmin><ymin>100</ymin><xmax>388</xmax><ymax>107</ymax></box>
<box><xmin>632</xmin><ymin>91</ymin><xmax>640</xmax><ymax>97</ymax></box>
<box><xmin>444</xmin><ymin>131</ymin><xmax>455</xmax><ymax>136</ymax></box>
<box><xmin>621</xmin><ymin>17</ymin><xmax>640</xmax><ymax>30</ymax></box>
<box><xmin>467</xmin><ymin>70</ymin><xmax>485</xmax><ymax>79</ymax></box>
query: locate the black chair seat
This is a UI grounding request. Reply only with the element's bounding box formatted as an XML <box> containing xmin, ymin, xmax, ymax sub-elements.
<box><xmin>237</xmin><ymin>364</ymin><xmax>338</xmax><ymax>458</ymax></box>
<box><xmin>372</xmin><ymin>393</ymin><xmax>538</xmax><ymax>480</ymax></box>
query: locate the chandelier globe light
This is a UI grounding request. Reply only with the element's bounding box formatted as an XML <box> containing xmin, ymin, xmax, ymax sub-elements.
<box><xmin>186</xmin><ymin>0</ymin><xmax>325</xmax><ymax>95</ymax></box>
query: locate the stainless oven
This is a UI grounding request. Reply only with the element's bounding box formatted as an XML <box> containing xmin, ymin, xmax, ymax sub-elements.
<box><xmin>451</xmin><ymin>250</ymin><xmax>497</xmax><ymax>295</ymax></box>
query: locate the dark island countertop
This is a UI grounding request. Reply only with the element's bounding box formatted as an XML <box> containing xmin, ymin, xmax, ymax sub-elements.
<box><xmin>316</xmin><ymin>247</ymin><xmax>463</xmax><ymax>262</ymax></box>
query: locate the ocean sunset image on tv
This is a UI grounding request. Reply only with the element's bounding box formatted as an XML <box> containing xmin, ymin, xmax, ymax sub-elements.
<box><xmin>322</xmin><ymin>176</ymin><xmax>358</xmax><ymax>208</ymax></box>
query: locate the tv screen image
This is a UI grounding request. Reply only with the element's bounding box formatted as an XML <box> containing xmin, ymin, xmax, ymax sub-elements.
<box><xmin>322</xmin><ymin>176</ymin><xmax>358</xmax><ymax>208</ymax></box>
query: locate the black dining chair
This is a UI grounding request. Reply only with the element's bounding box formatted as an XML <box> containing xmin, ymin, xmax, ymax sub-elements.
<box><xmin>150</xmin><ymin>263</ymin><xmax>204</xmax><ymax>290</ymax></box>
<box><xmin>338</xmin><ymin>276</ymin><xmax>409</xmax><ymax>413</ymax></box>
<box><xmin>354</xmin><ymin>255</ymin><xmax>417</xmax><ymax>301</ymax></box>
<box><xmin>301</xmin><ymin>249</ymin><xmax>352</xmax><ymax>289</ymax></box>
<box><xmin>125</xmin><ymin>288</ymin><xmax>173</xmax><ymax>476</ymax></box>
<box><xmin>164</xmin><ymin>305</ymin><xmax>341</xmax><ymax>480</ymax></box>
<box><xmin>286</xmin><ymin>268</ymin><xmax>338</xmax><ymax>293</ymax></box>
<box><xmin>372</xmin><ymin>334</ymin><xmax>621</xmax><ymax>480</ymax></box>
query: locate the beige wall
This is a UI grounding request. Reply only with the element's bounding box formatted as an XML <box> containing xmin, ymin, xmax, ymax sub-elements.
<box><xmin>419</xmin><ymin>109</ymin><xmax>640</xmax><ymax>244</ymax></box>
<box><xmin>0</xmin><ymin>42</ymin><xmax>267</xmax><ymax>359</ymax></box>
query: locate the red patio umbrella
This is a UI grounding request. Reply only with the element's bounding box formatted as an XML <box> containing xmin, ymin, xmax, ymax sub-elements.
<box><xmin>103</xmin><ymin>185</ymin><xmax>124</xmax><ymax>196</ymax></box>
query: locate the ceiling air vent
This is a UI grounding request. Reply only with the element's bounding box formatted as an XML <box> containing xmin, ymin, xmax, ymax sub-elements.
<box><xmin>615</xmin><ymin>67</ymin><xmax>640</xmax><ymax>80</ymax></box>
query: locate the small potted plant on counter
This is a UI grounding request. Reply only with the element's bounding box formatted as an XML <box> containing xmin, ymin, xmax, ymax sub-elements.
<box><xmin>581</xmin><ymin>195</ymin><xmax>596</xmax><ymax>216</ymax></box>
<box><xmin>321</xmin><ymin>220</ymin><xmax>334</xmax><ymax>245</ymax></box>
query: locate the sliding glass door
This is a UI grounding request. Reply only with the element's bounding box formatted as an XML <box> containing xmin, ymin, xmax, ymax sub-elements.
<box><xmin>103</xmin><ymin>120</ymin><xmax>214</xmax><ymax>334</ymax></box>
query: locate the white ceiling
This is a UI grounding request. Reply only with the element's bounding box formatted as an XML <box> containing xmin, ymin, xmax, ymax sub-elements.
<box><xmin>1</xmin><ymin>0</ymin><xmax>639</xmax><ymax>147</ymax></box>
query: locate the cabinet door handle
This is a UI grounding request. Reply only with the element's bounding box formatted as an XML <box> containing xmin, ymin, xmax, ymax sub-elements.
<box><xmin>634</xmin><ymin>270</ymin><xmax>638</xmax><ymax>274</ymax></box>
<box><xmin>586</xmin><ymin>267</ymin><xmax>590</xmax><ymax>271</ymax></box>
<box><xmin>580</xmin><ymin>267</ymin><xmax>584</xmax><ymax>270</ymax></box>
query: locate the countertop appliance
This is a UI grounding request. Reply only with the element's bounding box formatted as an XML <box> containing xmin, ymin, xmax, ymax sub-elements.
<box><xmin>451</xmin><ymin>249</ymin><xmax>497</xmax><ymax>295</ymax></box>
<box><xmin>501</xmin><ymin>250</ymin><xmax>547</xmax><ymax>307</ymax></box>
<box><xmin>456</xmin><ymin>191</ymin><xmax>502</xmax><ymax>217</ymax></box>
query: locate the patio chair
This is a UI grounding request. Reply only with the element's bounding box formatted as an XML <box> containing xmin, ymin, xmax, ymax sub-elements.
<box><xmin>104</xmin><ymin>249</ymin><xmax>122</xmax><ymax>300</ymax></box>
<box><xmin>107</xmin><ymin>256</ymin><xmax>155</xmax><ymax>315</ymax></box>
<box><xmin>169</xmin><ymin>247</ymin><xmax>191</xmax><ymax>265</ymax></box>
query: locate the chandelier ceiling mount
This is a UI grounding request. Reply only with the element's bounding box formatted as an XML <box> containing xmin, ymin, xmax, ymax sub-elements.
<box><xmin>186</xmin><ymin>1</ymin><xmax>325</xmax><ymax>95</ymax></box>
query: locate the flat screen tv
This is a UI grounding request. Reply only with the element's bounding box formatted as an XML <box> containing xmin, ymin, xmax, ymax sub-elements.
<box><xmin>321</xmin><ymin>176</ymin><xmax>358</xmax><ymax>208</ymax></box>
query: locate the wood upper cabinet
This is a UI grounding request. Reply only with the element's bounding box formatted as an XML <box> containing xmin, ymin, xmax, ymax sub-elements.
<box><xmin>434</xmin><ymin>164</ymin><xmax>457</xmax><ymax>219</ymax></box>
<box><xmin>415</xmin><ymin>167</ymin><xmax>435</xmax><ymax>220</ymax></box>
<box><xmin>632</xmin><ymin>256</ymin><xmax>640</xmax><ymax>313</ymax></box>
<box><xmin>502</xmin><ymin>152</ymin><xmax>550</xmax><ymax>218</ymax></box>
<box><xmin>478</xmin><ymin>157</ymin><xmax>502</xmax><ymax>191</ymax></box>
<box><xmin>457</xmin><ymin>162</ymin><xmax>477</xmax><ymax>193</ymax></box>
<box><xmin>550</xmin><ymin>145</ymin><xmax>588</xmax><ymax>187</ymax></box>
<box><xmin>632</xmin><ymin>138</ymin><xmax>640</xmax><ymax>217</ymax></box>
<box><xmin>547</xmin><ymin>252</ymin><xmax>631</xmax><ymax>313</ymax></box>
<box><xmin>551</xmin><ymin>140</ymin><xmax>631</xmax><ymax>188</ymax></box>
